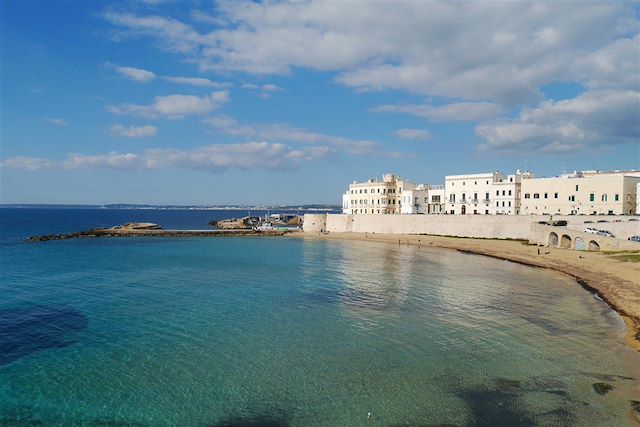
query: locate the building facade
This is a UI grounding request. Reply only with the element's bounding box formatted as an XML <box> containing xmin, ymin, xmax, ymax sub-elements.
<box><xmin>520</xmin><ymin>171</ymin><xmax>640</xmax><ymax>215</ymax></box>
<box><xmin>344</xmin><ymin>174</ymin><xmax>445</xmax><ymax>215</ymax></box>
<box><xmin>344</xmin><ymin>173</ymin><xmax>404</xmax><ymax>215</ymax></box>
<box><xmin>444</xmin><ymin>171</ymin><xmax>531</xmax><ymax>215</ymax></box>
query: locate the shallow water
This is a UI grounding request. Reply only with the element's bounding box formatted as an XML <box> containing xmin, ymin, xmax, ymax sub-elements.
<box><xmin>1</xmin><ymin>209</ymin><xmax>638</xmax><ymax>426</ymax></box>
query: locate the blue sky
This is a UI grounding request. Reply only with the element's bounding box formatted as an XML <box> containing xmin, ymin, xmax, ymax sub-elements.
<box><xmin>1</xmin><ymin>0</ymin><xmax>639</xmax><ymax>205</ymax></box>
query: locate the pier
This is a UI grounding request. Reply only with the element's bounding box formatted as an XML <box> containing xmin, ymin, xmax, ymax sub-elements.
<box><xmin>27</xmin><ymin>228</ymin><xmax>290</xmax><ymax>242</ymax></box>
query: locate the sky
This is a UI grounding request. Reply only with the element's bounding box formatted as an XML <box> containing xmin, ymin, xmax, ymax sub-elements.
<box><xmin>1</xmin><ymin>0</ymin><xmax>639</xmax><ymax>205</ymax></box>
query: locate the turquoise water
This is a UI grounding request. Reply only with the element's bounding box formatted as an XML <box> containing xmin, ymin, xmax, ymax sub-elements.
<box><xmin>1</xmin><ymin>209</ymin><xmax>639</xmax><ymax>426</ymax></box>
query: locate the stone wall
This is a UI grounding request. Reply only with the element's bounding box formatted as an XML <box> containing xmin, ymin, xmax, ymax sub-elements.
<box><xmin>304</xmin><ymin>213</ymin><xmax>531</xmax><ymax>239</ymax></box>
<box><xmin>303</xmin><ymin>213</ymin><xmax>640</xmax><ymax>244</ymax></box>
<box><xmin>529</xmin><ymin>223</ymin><xmax>640</xmax><ymax>251</ymax></box>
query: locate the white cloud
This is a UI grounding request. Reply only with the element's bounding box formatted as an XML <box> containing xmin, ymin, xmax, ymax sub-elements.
<box><xmin>113</xmin><ymin>65</ymin><xmax>156</xmax><ymax>82</ymax></box>
<box><xmin>1</xmin><ymin>156</ymin><xmax>54</xmax><ymax>171</ymax></box>
<box><xmin>476</xmin><ymin>90</ymin><xmax>640</xmax><ymax>153</ymax></box>
<box><xmin>103</xmin><ymin>2</ymin><xmax>637</xmax><ymax>105</ymax></box>
<box><xmin>63</xmin><ymin>152</ymin><xmax>141</xmax><ymax>170</ymax></box>
<box><xmin>110</xmin><ymin>124</ymin><xmax>158</xmax><ymax>138</ymax></box>
<box><xmin>203</xmin><ymin>115</ymin><xmax>403</xmax><ymax>157</ymax></box>
<box><xmin>394</xmin><ymin>129</ymin><xmax>433</xmax><ymax>140</ymax></box>
<box><xmin>107</xmin><ymin>91</ymin><xmax>229</xmax><ymax>119</ymax></box>
<box><xmin>241</xmin><ymin>82</ymin><xmax>282</xmax><ymax>98</ymax></box>
<box><xmin>2</xmin><ymin>143</ymin><xmax>329</xmax><ymax>173</ymax></box>
<box><xmin>162</xmin><ymin>76</ymin><xmax>230</xmax><ymax>88</ymax></box>
<box><xmin>374</xmin><ymin>102</ymin><xmax>503</xmax><ymax>122</ymax></box>
<box><xmin>45</xmin><ymin>118</ymin><xmax>68</xmax><ymax>126</ymax></box>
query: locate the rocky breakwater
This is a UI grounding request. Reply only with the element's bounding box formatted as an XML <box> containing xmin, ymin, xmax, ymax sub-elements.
<box><xmin>27</xmin><ymin>223</ymin><xmax>291</xmax><ymax>242</ymax></box>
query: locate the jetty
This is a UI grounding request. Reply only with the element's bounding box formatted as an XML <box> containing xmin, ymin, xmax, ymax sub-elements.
<box><xmin>27</xmin><ymin>222</ymin><xmax>291</xmax><ymax>242</ymax></box>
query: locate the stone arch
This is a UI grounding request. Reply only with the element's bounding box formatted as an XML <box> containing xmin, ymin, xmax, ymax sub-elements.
<box><xmin>574</xmin><ymin>237</ymin><xmax>585</xmax><ymax>251</ymax></box>
<box><xmin>588</xmin><ymin>240</ymin><xmax>600</xmax><ymax>251</ymax></box>
<box><xmin>548</xmin><ymin>232</ymin><xmax>559</xmax><ymax>247</ymax></box>
<box><xmin>560</xmin><ymin>234</ymin><xmax>572</xmax><ymax>249</ymax></box>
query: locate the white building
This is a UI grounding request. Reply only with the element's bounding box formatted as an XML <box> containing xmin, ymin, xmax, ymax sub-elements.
<box><xmin>520</xmin><ymin>171</ymin><xmax>640</xmax><ymax>216</ymax></box>
<box><xmin>344</xmin><ymin>173</ymin><xmax>445</xmax><ymax>214</ymax></box>
<box><xmin>445</xmin><ymin>171</ymin><xmax>532</xmax><ymax>215</ymax></box>
<box><xmin>344</xmin><ymin>173</ymin><xmax>403</xmax><ymax>215</ymax></box>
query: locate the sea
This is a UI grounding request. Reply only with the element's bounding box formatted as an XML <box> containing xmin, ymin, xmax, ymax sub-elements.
<box><xmin>1</xmin><ymin>208</ymin><xmax>638</xmax><ymax>426</ymax></box>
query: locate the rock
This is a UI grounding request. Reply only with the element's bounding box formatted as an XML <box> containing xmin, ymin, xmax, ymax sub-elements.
<box><xmin>592</xmin><ymin>382</ymin><xmax>614</xmax><ymax>395</ymax></box>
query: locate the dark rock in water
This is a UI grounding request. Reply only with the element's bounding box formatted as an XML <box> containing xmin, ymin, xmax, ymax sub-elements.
<box><xmin>458</xmin><ymin>389</ymin><xmax>537</xmax><ymax>426</ymax></box>
<box><xmin>630</xmin><ymin>400</ymin><xmax>640</xmax><ymax>413</ymax></box>
<box><xmin>0</xmin><ymin>305</ymin><xmax>88</xmax><ymax>366</ymax></box>
<box><xmin>592</xmin><ymin>382</ymin><xmax>614</xmax><ymax>395</ymax></box>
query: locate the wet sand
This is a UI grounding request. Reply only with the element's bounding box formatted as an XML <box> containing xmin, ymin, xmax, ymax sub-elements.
<box><xmin>294</xmin><ymin>232</ymin><xmax>640</xmax><ymax>352</ymax></box>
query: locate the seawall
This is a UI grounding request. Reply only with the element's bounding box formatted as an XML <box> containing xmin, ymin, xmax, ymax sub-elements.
<box><xmin>303</xmin><ymin>213</ymin><xmax>640</xmax><ymax>249</ymax></box>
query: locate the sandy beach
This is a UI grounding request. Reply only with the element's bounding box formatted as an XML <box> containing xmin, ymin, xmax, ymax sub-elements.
<box><xmin>294</xmin><ymin>232</ymin><xmax>640</xmax><ymax>352</ymax></box>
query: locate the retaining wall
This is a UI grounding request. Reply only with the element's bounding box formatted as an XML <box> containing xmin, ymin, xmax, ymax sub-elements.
<box><xmin>304</xmin><ymin>214</ymin><xmax>531</xmax><ymax>239</ymax></box>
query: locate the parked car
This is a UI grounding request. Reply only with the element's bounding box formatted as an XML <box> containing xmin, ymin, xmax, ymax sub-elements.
<box><xmin>585</xmin><ymin>227</ymin><xmax>599</xmax><ymax>234</ymax></box>
<box><xmin>537</xmin><ymin>221</ymin><xmax>549</xmax><ymax>225</ymax></box>
<box><xmin>597</xmin><ymin>230</ymin><xmax>615</xmax><ymax>238</ymax></box>
<box><xmin>551</xmin><ymin>220</ymin><xmax>567</xmax><ymax>226</ymax></box>
<box><xmin>584</xmin><ymin>220</ymin><xmax>593</xmax><ymax>223</ymax></box>
<box><xmin>629</xmin><ymin>218</ymin><xmax>639</xmax><ymax>222</ymax></box>
<box><xmin>597</xmin><ymin>220</ymin><xmax>609</xmax><ymax>223</ymax></box>
<box><xmin>613</xmin><ymin>219</ymin><xmax>622</xmax><ymax>223</ymax></box>
<box><xmin>628</xmin><ymin>236</ymin><xmax>640</xmax><ymax>242</ymax></box>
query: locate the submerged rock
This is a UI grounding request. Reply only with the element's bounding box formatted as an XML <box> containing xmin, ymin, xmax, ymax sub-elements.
<box><xmin>592</xmin><ymin>382</ymin><xmax>614</xmax><ymax>395</ymax></box>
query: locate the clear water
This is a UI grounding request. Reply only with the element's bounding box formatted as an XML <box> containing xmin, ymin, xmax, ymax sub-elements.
<box><xmin>1</xmin><ymin>209</ymin><xmax>638</xmax><ymax>426</ymax></box>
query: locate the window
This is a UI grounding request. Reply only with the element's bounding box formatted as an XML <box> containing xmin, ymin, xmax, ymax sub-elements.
<box><xmin>462</xmin><ymin>193</ymin><xmax>466</xmax><ymax>201</ymax></box>
<box><xmin>432</xmin><ymin>195</ymin><xmax>441</xmax><ymax>203</ymax></box>
<box><xmin>576</xmin><ymin>185</ymin><xmax>579</xmax><ymax>191</ymax></box>
<box><xmin>554</xmin><ymin>192</ymin><xmax>558</xmax><ymax>199</ymax></box>
<box><xmin>508</xmin><ymin>190</ymin><xmax>512</xmax><ymax>196</ymax></box>
<box><xmin>486</xmin><ymin>181</ymin><xmax>489</xmax><ymax>185</ymax></box>
<box><xmin>544</xmin><ymin>193</ymin><xmax>548</xmax><ymax>199</ymax></box>
<box><xmin>485</xmin><ymin>192</ymin><xmax>489</xmax><ymax>200</ymax></box>
<box><xmin>496</xmin><ymin>190</ymin><xmax>499</xmax><ymax>196</ymax></box>
<box><xmin>474</xmin><ymin>181</ymin><xmax>477</xmax><ymax>185</ymax></box>
<box><xmin>377</xmin><ymin>188</ymin><xmax>380</xmax><ymax>193</ymax></box>
<box><xmin>524</xmin><ymin>193</ymin><xmax>530</xmax><ymax>199</ymax></box>
<box><xmin>463</xmin><ymin>182</ymin><xmax>465</xmax><ymax>186</ymax></box>
<box><xmin>615</xmin><ymin>194</ymin><xmax>619</xmax><ymax>201</ymax></box>
<box><xmin>533</xmin><ymin>193</ymin><xmax>540</xmax><ymax>199</ymax></box>
<box><xmin>508</xmin><ymin>201</ymin><xmax>511</xmax><ymax>207</ymax></box>
<box><xmin>450</xmin><ymin>194</ymin><xmax>456</xmax><ymax>203</ymax></box>
<box><xmin>496</xmin><ymin>201</ymin><xmax>499</xmax><ymax>207</ymax></box>
<box><xmin>569</xmin><ymin>195</ymin><xmax>575</xmax><ymax>202</ymax></box>
<box><xmin>509</xmin><ymin>177</ymin><xmax>513</xmax><ymax>182</ymax></box>
<box><xmin>359</xmin><ymin>189</ymin><xmax>362</xmax><ymax>194</ymax></box>
<box><xmin>473</xmin><ymin>193</ymin><xmax>478</xmax><ymax>201</ymax></box>
<box><xmin>589</xmin><ymin>193</ymin><xmax>594</xmax><ymax>202</ymax></box>
<box><xmin>502</xmin><ymin>190</ymin><xmax>505</xmax><ymax>196</ymax></box>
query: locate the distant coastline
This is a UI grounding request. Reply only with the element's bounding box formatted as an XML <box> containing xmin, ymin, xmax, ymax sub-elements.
<box><xmin>0</xmin><ymin>203</ymin><xmax>342</xmax><ymax>211</ymax></box>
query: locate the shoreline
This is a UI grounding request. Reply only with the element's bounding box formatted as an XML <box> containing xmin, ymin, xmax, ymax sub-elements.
<box><xmin>292</xmin><ymin>231</ymin><xmax>640</xmax><ymax>353</ymax></box>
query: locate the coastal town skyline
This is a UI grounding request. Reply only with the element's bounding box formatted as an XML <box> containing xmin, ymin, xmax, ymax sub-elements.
<box><xmin>2</xmin><ymin>1</ymin><xmax>639</xmax><ymax>205</ymax></box>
